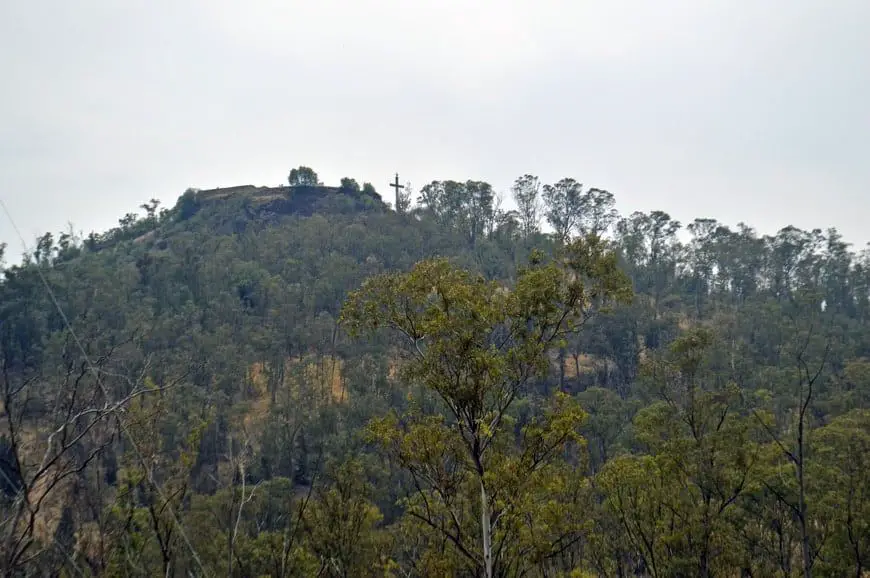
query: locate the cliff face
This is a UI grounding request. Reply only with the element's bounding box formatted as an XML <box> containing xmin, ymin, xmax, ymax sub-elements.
<box><xmin>197</xmin><ymin>184</ymin><xmax>387</xmax><ymax>218</ymax></box>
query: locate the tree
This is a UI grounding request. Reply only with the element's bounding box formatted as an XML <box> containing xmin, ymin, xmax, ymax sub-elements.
<box><xmin>511</xmin><ymin>174</ymin><xmax>542</xmax><ymax>238</ymax></box>
<box><xmin>465</xmin><ymin>180</ymin><xmax>495</xmax><ymax>245</ymax></box>
<box><xmin>304</xmin><ymin>460</ymin><xmax>390</xmax><ymax>577</ymax></box>
<box><xmin>578</xmin><ymin>188</ymin><xmax>618</xmax><ymax>238</ymax></box>
<box><xmin>288</xmin><ymin>166</ymin><xmax>320</xmax><ymax>187</ymax></box>
<box><xmin>751</xmin><ymin>311</ymin><xmax>831</xmax><ymax>578</ymax></box>
<box><xmin>107</xmin><ymin>395</ymin><xmax>207</xmax><ymax>577</ymax></box>
<box><xmin>176</xmin><ymin>188</ymin><xmax>200</xmax><ymax>221</ymax></box>
<box><xmin>615</xmin><ymin>211</ymin><xmax>682</xmax><ymax>316</ymax></box>
<box><xmin>542</xmin><ymin>178</ymin><xmax>584</xmax><ymax>244</ymax></box>
<box><xmin>685</xmin><ymin>218</ymin><xmax>720</xmax><ymax>317</ymax></box>
<box><xmin>140</xmin><ymin>199</ymin><xmax>161</xmax><ymax>221</ymax></box>
<box><xmin>32</xmin><ymin>232</ymin><xmax>55</xmax><ymax>266</ymax></box>
<box><xmin>597</xmin><ymin>454</ymin><xmax>669</xmax><ymax>577</ymax></box>
<box><xmin>395</xmin><ymin>181</ymin><xmax>413</xmax><ymax>215</ymax></box>
<box><xmin>341</xmin><ymin>236</ymin><xmax>632</xmax><ymax>577</ymax></box>
<box><xmin>812</xmin><ymin>410</ymin><xmax>870</xmax><ymax>576</ymax></box>
<box><xmin>339</xmin><ymin>178</ymin><xmax>361</xmax><ymax>194</ymax></box>
<box><xmin>416</xmin><ymin>179</ymin><xmax>495</xmax><ymax>245</ymax></box>
<box><xmin>819</xmin><ymin>227</ymin><xmax>854</xmax><ymax>315</ymax></box>
<box><xmin>118</xmin><ymin>213</ymin><xmax>139</xmax><ymax>230</ymax></box>
<box><xmin>764</xmin><ymin>226</ymin><xmax>823</xmax><ymax>302</ymax></box>
<box><xmin>0</xmin><ymin>337</ymin><xmax>169</xmax><ymax>575</ymax></box>
<box><xmin>633</xmin><ymin>329</ymin><xmax>761</xmax><ymax>576</ymax></box>
<box><xmin>361</xmin><ymin>182</ymin><xmax>378</xmax><ymax>198</ymax></box>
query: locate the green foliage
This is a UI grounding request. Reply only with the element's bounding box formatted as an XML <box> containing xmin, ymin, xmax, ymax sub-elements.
<box><xmin>343</xmin><ymin>236</ymin><xmax>630</xmax><ymax>576</ymax></box>
<box><xmin>304</xmin><ymin>460</ymin><xmax>392</xmax><ymax>577</ymax></box>
<box><xmin>1</xmin><ymin>169</ymin><xmax>869</xmax><ymax>576</ymax></box>
<box><xmin>288</xmin><ymin>165</ymin><xmax>320</xmax><ymax>187</ymax></box>
<box><xmin>339</xmin><ymin>177</ymin><xmax>361</xmax><ymax>193</ymax></box>
<box><xmin>176</xmin><ymin>187</ymin><xmax>201</xmax><ymax>221</ymax></box>
<box><xmin>810</xmin><ymin>410</ymin><xmax>870</xmax><ymax>575</ymax></box>
<box><xmin>542</xmin><ymin>178</ymin><xmax>583</xmax><ymax>243</ymax></box>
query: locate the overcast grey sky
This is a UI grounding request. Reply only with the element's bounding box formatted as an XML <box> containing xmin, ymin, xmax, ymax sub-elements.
<box><xmin>1</xmin><ymin>0</ymin><xmax>868</xmax><ymax>257</ymax></box>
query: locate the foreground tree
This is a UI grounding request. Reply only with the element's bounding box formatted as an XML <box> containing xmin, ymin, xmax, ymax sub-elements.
<box><xmin>0</xmin><ymin>335</ymin><xmax>164</xmax><ymax>575</ymax></box>
<box><xmin>341</xmin><ymin>236</ymin><xmax>632</xmax><ymax>577</ymax></box>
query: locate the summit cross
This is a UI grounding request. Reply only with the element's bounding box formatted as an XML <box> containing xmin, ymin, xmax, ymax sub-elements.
<box><xmin>389</xmin><ymin>173</ymin><xmax>405</xmax><ymax>212</ymax></box>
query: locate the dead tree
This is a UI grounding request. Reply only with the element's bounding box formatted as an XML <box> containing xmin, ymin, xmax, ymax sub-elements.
<box><xmin>0</xmin><ymin>339</ymin><xmax>160</xmax><ymax>575</ymax></box>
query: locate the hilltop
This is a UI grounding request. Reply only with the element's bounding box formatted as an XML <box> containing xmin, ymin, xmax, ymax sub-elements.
<box><xmin>75</xmin><ymin>169</ymin><xmax>388</xmax><ymax>256</ymax></box>
<box><xmin>191</xmin><ymin>180</ymin><xmax>387</xmax><ymax>216</ymax></box>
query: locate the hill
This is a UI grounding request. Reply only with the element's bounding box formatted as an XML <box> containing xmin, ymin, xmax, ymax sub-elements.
<box><xmin>0</xmin><ymin>169</ymin><xmax>868</xmax><ymax>576</ymax></box>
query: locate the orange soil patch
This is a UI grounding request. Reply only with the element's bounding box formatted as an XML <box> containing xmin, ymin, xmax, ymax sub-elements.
<box><xmin>30</xmin><ymin>470</ymin><xmax>73</xmax><ymax>544</ymax></box>
<box><xmin>298</xmin><ymin>355</ymin><xmax>345</xmax><ymax>403</ymax></box>
<box><xmin>246</xmin><ymin>355</ymin><xmax>348</xmax><ymax>408</ymax></box>
<box><xmin>387</xmin><ymin>352</ymin><xmax>402</xmax><ymax>381</ymax></box>
<box><xmin>562</xmin><ymin>353</ymin><xmax>602</xmax><ymax>378</ymax></box>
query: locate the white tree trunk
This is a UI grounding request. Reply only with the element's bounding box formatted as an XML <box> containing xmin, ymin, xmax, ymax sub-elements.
<box><xmin>480</xmin><ymin>479</ymin><xmax>493</xmax><ymax>578</ymax></box>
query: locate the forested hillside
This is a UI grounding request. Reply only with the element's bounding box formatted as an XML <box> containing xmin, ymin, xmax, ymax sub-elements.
<box><xmin>1</xmin><ymin>167</ymin><xmax>868</xmax><ymax>577</ymax></box>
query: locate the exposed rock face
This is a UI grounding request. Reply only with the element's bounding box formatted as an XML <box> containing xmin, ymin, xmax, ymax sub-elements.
<box><xmin>198</xmin><ymin>184</ymin><xmax>387</xmax><ymax>218</ymax></box>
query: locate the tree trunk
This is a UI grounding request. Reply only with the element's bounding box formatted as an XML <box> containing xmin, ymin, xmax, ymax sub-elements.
<box><xmin>480</xmin><ymin>479</ymin><xmax>493</xmax><ymax>578</ymax></box>
<box><xmin>798</xmin><ymin>417</ymin><xmax>812</xmax><ymax>578</ymax></box>
<box><xmin>798</xmin><ymin>463</ymin><xmax>812</xmax><ymax>578</ymax></box>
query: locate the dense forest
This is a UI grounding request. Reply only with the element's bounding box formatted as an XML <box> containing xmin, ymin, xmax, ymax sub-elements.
<box><xmin>0</xmin><ymin>166</ymin><xmax>868</xmax><ymax>577</ymax></box>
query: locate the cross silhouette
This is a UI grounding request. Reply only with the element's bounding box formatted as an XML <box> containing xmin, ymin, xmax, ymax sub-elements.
<box><xmin>390</xmin><ymin>173</ymin><xmax>405</xmax><ymax>212</ymax></box>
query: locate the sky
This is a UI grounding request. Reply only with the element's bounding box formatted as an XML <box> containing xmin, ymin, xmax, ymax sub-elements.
<box><xmin>1</xmin><ymin>0</ymin><xmax>868</xmax><ymax>260</ymax></box>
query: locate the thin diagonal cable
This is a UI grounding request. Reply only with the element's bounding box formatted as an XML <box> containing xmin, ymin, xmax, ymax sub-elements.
<box><xmin>0</xmin><ymin>199</ymin><xmax>209</xmax><ymax>576</ymax></box>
